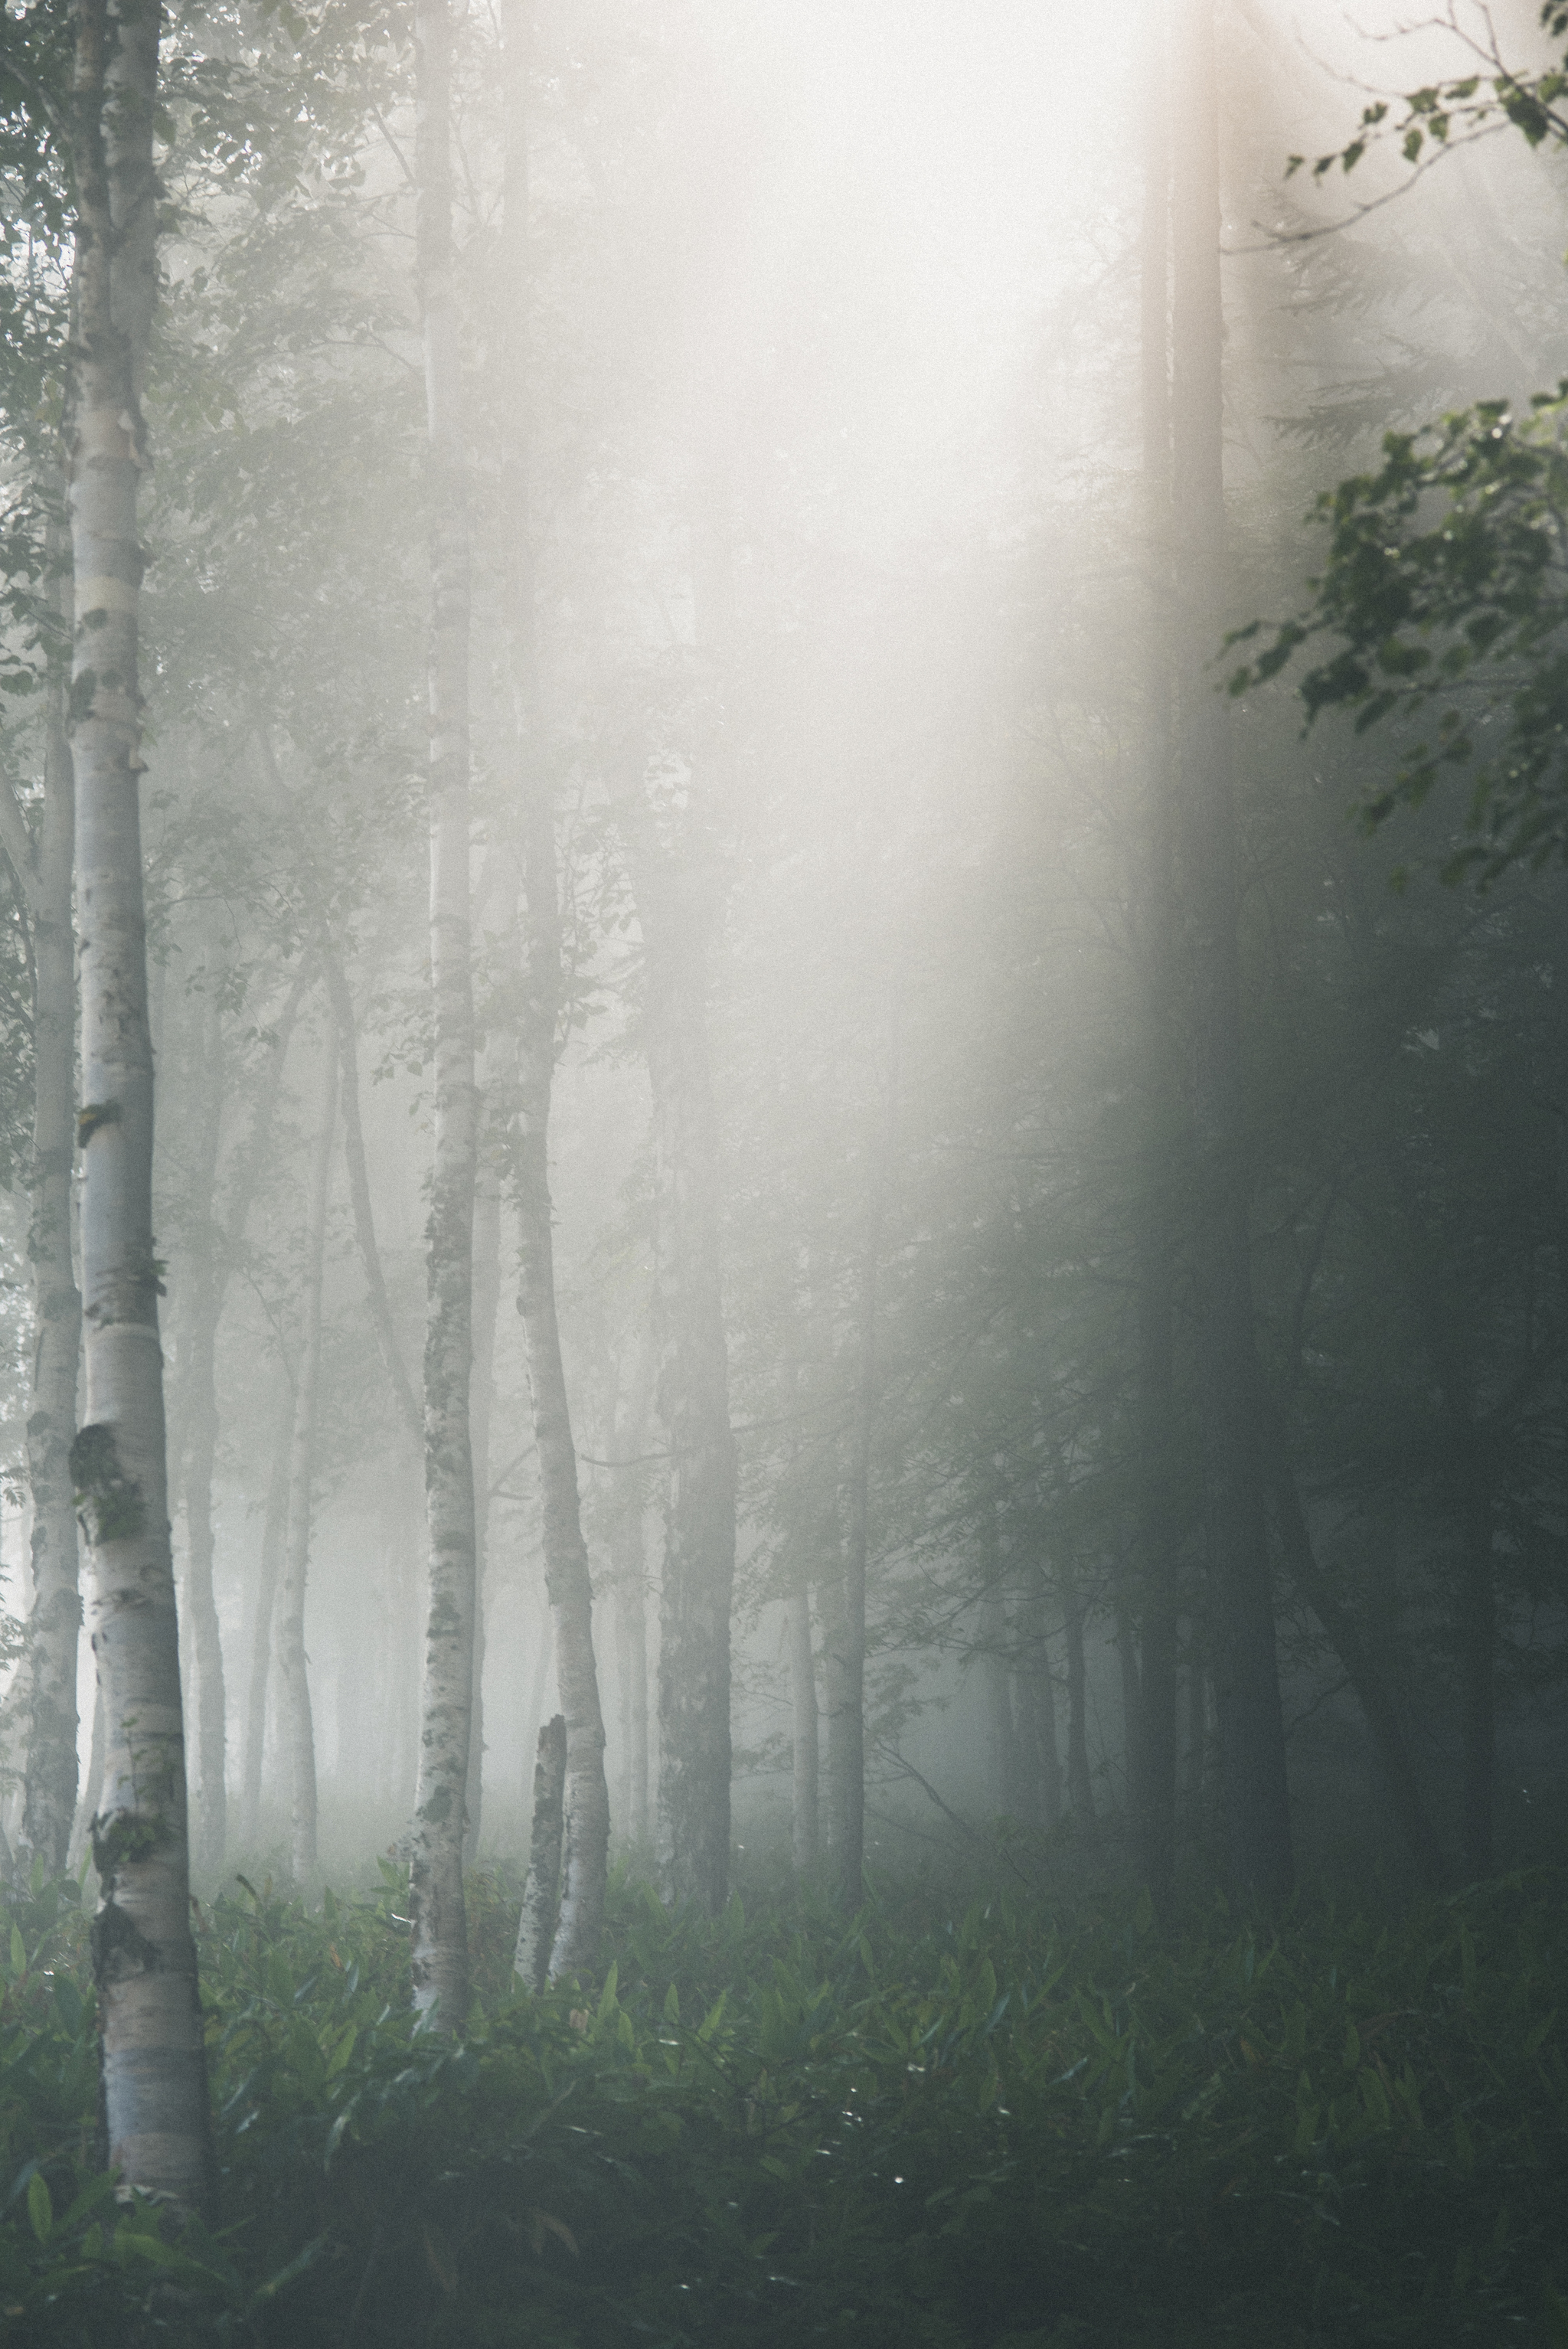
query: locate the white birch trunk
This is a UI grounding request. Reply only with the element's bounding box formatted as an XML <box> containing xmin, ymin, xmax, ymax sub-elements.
<box><xmin>514</xmin><ymin>1712</ymin><xmax>565</xmax><ymax>1992</ymax></box>
<box><xmin>277</xmin><ymin>1034</ymin><xmax>338</xmax><ymax>1885</ymax></box>
<box><xmin>501</xmin><ymin>0</ymin><xmax>609</xmax><ymax>1978</ymax></box>
<box><xmin>409</xmin><ymin>0</ymin><xmax>479</xmax><ymax>2030</ymax></box>
<box><xmin>18</xmin><ymin>504</ymin><xmax>83</xmax><ymax>1873</ymax></box>
<box><xmin>67</xmin><ymin>0</ymin><xmax>211</xmax><ymax>2212</ymax></box>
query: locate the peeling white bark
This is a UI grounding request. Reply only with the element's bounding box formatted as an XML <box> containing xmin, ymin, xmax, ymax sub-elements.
<box><xmin>19</xmin><ymin>504</ymin><xmax>83</xmax><ymax>1874</ymax></box>
<box><xmin>69</xmin><ymin>0</ymin><xmax>211</xmax><ymax>2213</ymax></box>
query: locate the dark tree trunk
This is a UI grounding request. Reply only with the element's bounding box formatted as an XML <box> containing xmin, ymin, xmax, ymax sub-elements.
<box><xmin>1062</xmin><ymin>1567</ymin><xmax>1097</xmax><ymax>1838</ymax></box>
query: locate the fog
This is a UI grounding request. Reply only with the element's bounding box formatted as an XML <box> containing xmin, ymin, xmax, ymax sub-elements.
<box><xmin>4</xmin><ymin>0</ymin><xmax>1568</xmax><ymax>1926</ymax></box>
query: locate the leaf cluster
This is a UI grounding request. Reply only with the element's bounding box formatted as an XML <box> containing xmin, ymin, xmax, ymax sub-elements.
<box><xmin>1</xmin><ymin>1862</ymin><xmax>1566</xmax><ymax>2344</ymax></box>
<box><xmin>1230</xmin><ymin>387</ymin><xmax>1568</xmax><ymax>885</ymax></box>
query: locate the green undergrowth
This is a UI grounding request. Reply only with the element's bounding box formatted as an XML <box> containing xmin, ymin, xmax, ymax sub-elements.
<box><xmin>1</xmin><ymin>1856</ymin><xmax>1566</xmax><ymax>2346</ymax></box>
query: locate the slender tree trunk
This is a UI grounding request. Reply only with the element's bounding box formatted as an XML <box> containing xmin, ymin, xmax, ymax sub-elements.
<box><xmin>514</xmin><ymin>1712</ymin><xmax>566</xmax><ymax>1991</ymax></box>
<box><xmin>324</xmin><ymin>946</ymin><xmax>421</xmax><ymax>1444</ymax></box>
<box><xmin>464</xmin><ymin>1139</ymin><xmax>501</xmax><ymax>1861</ymax></box>
<box><xmin>1257</xmin><ymin>1391</ymin><xmax>1446</xmax><ymax>1887</ymax></box>
<box><xmin>1115</xmin><ymin>1593</ymin><xmax>1144</xmax><ymax>1822</ymax></box>
<box><xmin>831</xmin><ymin>1210</ymin><xmax>881</xmax><ymax>1910</ymax></box>
<box><xmin>1062</xmin><ymin>1567</ymin><xmax>1096</xmax><ymax>1835</ymax></box>
<box><xmin>500</xmin><ymin>0</ymin><xmax>608</xmax><ymax>1972</ymax></box>
<box><xmin>789</xmin><ymin>1585</ymin><xmax>818</xmax><ymax>1873</ymax></box>
<box><xmin>1171</xmin><ymin>0</ymin><xmax>1292</xmax><ymax>1900</ymax></box>
<box><xmin>1449</xmin><ymin>1419</ymin><xmax>1495</xmax><ymax>1878</ymax></box>
<box><xmin>1018</xmin><ymin>1583</ymin><xmax>1063</xmax><ymax>1831</ymax></box>
<box><xmin>980</xmin><ymin>1576</ymin><xmax>1016</xmax><ymax>1819</ymax></box>
<box><xmin>608</xmin><ymin>1346</ymin><xmax>652</xmax><ymax>1848</ymax></box>
<box><xmin>67</xmin><ymin>0</ymin><xmax>211</xmax><ymax>2212</ymax></box>
<box><xmin>238</xmin><ymin>1388</ymin><xmax>291</xmax><ymax>1854</ymax></box>
<box><xmin>177</xmin><ymin>985</ymin><xmax>227</xmax><ymax>1878</ymax></box>
<box><xmin>19</xmin><ymin>506</ymin><xmax>83</xmax><ymax>1874</ymax></box>
<box><xmin>409</xmin><ymin>0</ymin><xmax>479</xmax><ymax>2030</ymax></box>
<box><xmin>68</xmin><ymin>1684</ymin><xmax>104</xmax><ymax>1874</ymax></box>
<box><xmin>278</xmin><ymin>1038</ymin><xmax>337</xmax><ymax>1885</ymax></box>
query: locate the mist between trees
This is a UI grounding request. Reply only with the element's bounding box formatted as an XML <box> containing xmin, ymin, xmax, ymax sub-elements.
<box><xmin>0</xmin><ymin>0</ymin><xmax>1566</xmax><ymax>2226</ymax></box>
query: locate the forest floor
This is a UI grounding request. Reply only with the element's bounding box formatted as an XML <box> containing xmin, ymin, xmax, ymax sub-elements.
<box><xmin>0</xmin><ymin>1852</ymin><xmax>1564</xmax><ymax>2346</ymax></box>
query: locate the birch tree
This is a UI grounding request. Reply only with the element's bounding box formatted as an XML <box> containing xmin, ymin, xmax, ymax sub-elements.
<box><xmin>67</xmin><ymin>0</ymin><xmax>211</xmax><ymax>2210</ymax></box>
<box><xmin>501</xmin><ymin>0</ymin><xmax>609</xmax><ymax>1980</ymax></box>
<box><xmin>11</xmin><ymin>511</ymin><xmax>81</xmax><ymax>1874</ymax></box>
<box><xmin>409</xmin><ymin>0</ymin><xmax>479</xmax><ymax>2029</ymax></box>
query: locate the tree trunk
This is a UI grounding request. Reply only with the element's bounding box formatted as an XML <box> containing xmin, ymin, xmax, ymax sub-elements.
<box><xmin>1062</xmin><ymin>1567</ymin><xmax>1096</xmax><ymax>1836</ymax></box>
<box><xmin>1011</xmin><ymin>1563</ymin><xmax>1061</xmax><ymax>1831</ymax></box>
<box><xmin>278</xmin><ymin>1037</ymin><xmax>337</xmax><ymax>1885</ymax></box>
<box><xmin>177</xmin><ymin>958</ymin><xmax>309</xmax><ymax>1877</ymax></box>
<box><xmin>789</xmin><ymin>1586</ymin><xmax>818</xmax><ymax>1873</ymax></box>
<box><xmin>608</xmin><ymin>1345</ymin><xmax>653</xmax><ymax>1849</ymax></box>
<box><xmin>1257</xmin><ymin>1391</ymin><xmax>1446</xmax><ymax>1887</ymax></box>
<box><xmin>177</xmin><ymin>983</ymin><xmax>227</xmax><ymax>1880</ymax></box>
<box><xmin>67</xmin><ymin>0</ymin><xmax>211</xmax><ymax>2212</ymax></box>
<box><xmin>464</xmin><ymin>1135</ymin><xmax>502</xmax><ymax>1862</ymax></box>
<box><xmin>409</xmin><ymin>0</ymin><xmax>479</xmax><ymax>2031</ymax></box>
<box><xmin>980</xmin><ymin>1579</ymin><xmax>1016</xmax><ymax>1821</ymax></box>
<box><xmin>514</xmin><ymin>1711</ymin><xmax>566</xmax><ymax>1992</ymax></box>
<box><xmin>831</xmin><ymin>1220</ymin><xmax>880</xmax><ymax>1910</ymax></box>
<box><xmin>324</xmin><ymin>946</ymin><xmax>421</xmax><ymax>1443</ymax></box>
<box><xmin>68</xmin><ymin>1684</ymin><xmax>105</xmax><ymax>1877</ymax></box>
<box><xmin>1451</xmin><ymin>1424</ymin><xmax>1495</xmax><ymax>1879</ymax></box>
<box><xmin>237</xmin><ymin>1387</ymin><xmax>292</xmax><ymax>1854</ymax></box>
<box><xmin>18</xmin><ymin>505</ymin><xmax>83</xmax><ymax>1874</ymax></box>
<box><xmin>498</xmin><ymin>0</ymin><xmax>607</xmax><ymax>1974</ymax></box>
<box><xmin>1171</xmin><ymin>0</ymin><xmax>1292</xmax><ymax>1900</ymax></box>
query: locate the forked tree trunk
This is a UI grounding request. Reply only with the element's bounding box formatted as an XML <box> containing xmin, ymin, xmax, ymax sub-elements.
<box><xmin>501</xmin><ymin>0</ymin><xmax>609</xmax><ymax>1978</ymax></box>
<box><xmin>277</xmin><ymin>1036</ymin><xmax>338</xmax><ymax>1884</ymax></box>
<box><xmin>1171</xmin><ymin>0</ymin><xmax>1292</xmax><ymax>1899</ymax></box>
<box><xmin>17</xmin><ymin>504</ymin><xmax>82</xmax><ymax>1874</ymax></box>
<box><xmin>409</xmin><ymin>0</ymin><xmax>479</xmax><ymax>2030</ymax></box>
<box><xmin>67</xmin><ymin>0</ymin><xmax>211</xmax><ymax>2212</ymax></box>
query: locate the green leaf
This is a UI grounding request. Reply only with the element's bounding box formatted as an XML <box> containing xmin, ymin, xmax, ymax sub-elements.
<box><xmin>27</xmin><ymin>2173</ymin><xmax>51</xmax><ymax>2245</ymax></box>
<box><xmin>10</xmin><ymin>1923</ymin><xmax>25</xmax><ymax>1978</ymax></box>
